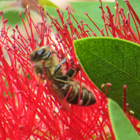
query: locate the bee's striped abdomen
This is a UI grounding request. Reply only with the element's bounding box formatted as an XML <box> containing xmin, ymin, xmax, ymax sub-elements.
<box><xmin>56</xmin><ymin>79</ymin><xmax>96</xmax><ymax>106</ymax></box>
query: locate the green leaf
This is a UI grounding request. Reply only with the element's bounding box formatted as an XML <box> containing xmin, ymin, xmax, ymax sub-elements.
<box><xmin>70</xmin><ymin>1</ymin><xmax>115</xmax><ymax>26</ymax></box>
<box><xmin>2</xmin><ymin>10</ymin><xmax>25</xmax><ymax>26</ymax></box>
<box><xmin>108</xmin><ymin>98</ymin><xmax>139</xmax><ymax>140</ymax></box>
<box><xmin>71</xmin><ymin>0</ymin><xmax>140</xmax><ymax>38</ymax></box>
<box><xmin>118</xmin><ymin>0</ymin><xmax>140</xmax><ymax>18</ymax></box>
<box><xmin>39</xmin><ymin>0</ymin><xmax>58</xmax><ymax>8</ymax></box>
<box><xmin>44</xmin><ymin>6</ymin><xmax>104</xmax><ymax>36</ymax></box>
<box><xmin>74</xmin><ymin>37</ymin><xmax>140</xmax><ymax>119</ymax></box>
<box><xmin>0</xmin><ymin>1</ymin><xmax>24</xmax><ymax>20</ymax></box>
<box><xmin>117</xmin><ymin>0</ymin><xmax>140</xmax><ymax>36</ymax></box>
<box><xmin>26</xmin><ymin>73</ymin><xmax>30</xmax><ymax>79</ymax></box>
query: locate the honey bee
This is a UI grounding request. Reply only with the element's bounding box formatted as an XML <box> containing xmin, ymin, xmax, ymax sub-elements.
<box><xmin>29</xmin><ymin>46</ymin><xmax>96</xmax><ymax>106</ymax></box>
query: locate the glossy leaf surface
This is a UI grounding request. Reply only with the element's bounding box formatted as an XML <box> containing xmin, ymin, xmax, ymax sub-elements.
<box><xmin>74</xmin><ymin>37</ymin><xmax>140</xmax><ymax>119</ymax></box>
<box><xmin>108</xmin><ymin>98</ymin><xmax>139</xmax><ymax>140</ymax></box>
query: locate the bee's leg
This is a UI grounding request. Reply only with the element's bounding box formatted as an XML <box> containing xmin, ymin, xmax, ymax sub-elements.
<box><xmin>69</xmin><ymin>59</ymin><xmax>81</xmax><ymax>74</ymax></box>
<box><xmin>53</xmin><ymin>75</ymin><xmax>68</xmax><ymax>81</ymax></box>
<box><xmin>65</xmin><ymin>68</ymin><xmax>75</xmax><ymax>78</ymax></box>
<box><xmin>54</xmin><ymin>58</ymin><xmax>66</xmax><ymax>74</ymax></box>
<box><xmin>45</xmin><ymin>66</ymin><xmax>54</xmax><ymax>80</ymax></box>
<box><xmin>65</xmin><ymin>65</ymin><xmax>81</xmax><ymax>78</ymax></box>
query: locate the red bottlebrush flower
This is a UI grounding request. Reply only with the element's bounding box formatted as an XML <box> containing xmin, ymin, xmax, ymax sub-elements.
<box><xmin>0</xmin><ymin>6</ymin><xmax>109</xmax><ymax>140</ymax></box>
<box><xmin>0</xmin><ymin>1</ymin><xmax>140</xmax><ymax>140</ymax></box>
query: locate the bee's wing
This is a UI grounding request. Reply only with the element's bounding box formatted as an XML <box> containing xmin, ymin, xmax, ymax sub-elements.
<box><xmin>51</xmin><ymin>76</ymin><xmax>71</xmax><ymax>111</ymax></box>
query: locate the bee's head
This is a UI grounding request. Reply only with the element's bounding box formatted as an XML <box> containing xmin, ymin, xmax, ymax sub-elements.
<box><xmin>29</xmin><ymin>46</ymin><xmax>51</xmax><ymax>62</ymax></box>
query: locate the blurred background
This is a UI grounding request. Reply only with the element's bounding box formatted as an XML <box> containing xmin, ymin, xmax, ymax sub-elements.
<box><xmin>0</xmin><ymin>0</ymin><xmax>115</xmax><ymax>43</ymax></box>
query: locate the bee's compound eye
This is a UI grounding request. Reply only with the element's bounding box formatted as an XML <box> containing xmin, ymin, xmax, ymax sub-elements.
<box><xmin>37</xmin><ymin>48</ymin><xmax>46</xmax><ymax>56</ymax></box>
